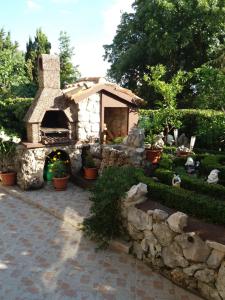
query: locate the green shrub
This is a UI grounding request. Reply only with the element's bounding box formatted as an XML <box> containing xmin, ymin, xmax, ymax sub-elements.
<box><xmin>0</xmin><ymin>98</ymin><xmax>33</xmax><ymax>137</ymax></box>
<box><xmin>83</xmin><ymin>166</ymin><xmax>140</xmax><ymax>248</ymax></box>
<box><xmin>200</xmin><ymin>155</ymin><xmax>225</xmax><ymax>182</ymax></box>
<box><xmin>158</xmin><ymin>153</ymin><xmax>173</xmax><ymax>170</ymax></box>
<box><xmin>139</xmin><ymin>109</ymin><xmax>225</xmax><ymax>151</ymax></box>
<box><xmin>137</xmin><ymin>173</ymin><xmax>225</xmax><ymax>225</ymax></box>
<box><xmin>155</xmin><ymin>168</ymin><xmax>225</xmax><ymax>199</ymax></box>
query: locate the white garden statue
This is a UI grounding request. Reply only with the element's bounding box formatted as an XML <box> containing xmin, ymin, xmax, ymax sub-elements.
<box><xmin>172</xmin><ymin>174</ymin><xmax>181</xmax><ymax>187</ymax></box>
<box><xmin>207</xmin><ymin>169</ymin><xmax>220</xmax><ymax>184</ymax></box>
<box><xmin>185</xmin><ymin>157</ymin><xmax>195</xmax><ymax>167</ymax></box>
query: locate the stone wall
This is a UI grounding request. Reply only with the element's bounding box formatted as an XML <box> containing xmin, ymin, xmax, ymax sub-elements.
<box><xmin>15</xmin><ymin>144</ymin><xmax>82</xmax><ymax>190</ymax></box>
<box><xmin>122</xmin><ymin>183</ymin><xmax>225</xmax><ymax>300</ymax></box>
<box><xmin>77</xmin><ymin>93</ymin><xmax>100</xmax><ymax>141</ymax></box>
<box><xmin>99</xmin><ymin>145</ymin><xmax>145</xmax><ymax>173</ymax></box>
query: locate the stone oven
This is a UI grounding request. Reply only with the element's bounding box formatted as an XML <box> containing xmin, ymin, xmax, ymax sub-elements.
<box><xmin>14</xmin><ymin>54</ymin><xmax>144</xmax><ymax>190</ymax></box>
<box><xmin>24</xmin><ymin>54</ymin><xmax>77</xmax><ymax>145</ymax></box>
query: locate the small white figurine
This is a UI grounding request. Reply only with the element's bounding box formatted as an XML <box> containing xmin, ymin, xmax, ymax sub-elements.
<box><xmin>207</xmin><ymin>169</ymin><xmax>220</xmax><ymax>184</ymax></box>
<box><xmin>172</xmin><ymin>174</ymin><xmax>181</xmax><ymax>187</ymax></box>
<box><xmin>153</xmin><ymin>132</ymin><xmax>165</xmax><ymax>149</ymax></box>
<box><xmin>185</xmin><ymin>157</ymin><xmax>195</xmax><ymax>167</ymax></box>
<box><xmin>185</xmin><ymin>157</ymin><xmax>195</xmax><ymax>174</ymax></box>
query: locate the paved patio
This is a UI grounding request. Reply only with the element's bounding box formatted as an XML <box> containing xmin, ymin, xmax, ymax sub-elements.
<box><xmin>0</xmin><ymin>185</ymin><xmax>202</xmax><ymax>300</ymax></box>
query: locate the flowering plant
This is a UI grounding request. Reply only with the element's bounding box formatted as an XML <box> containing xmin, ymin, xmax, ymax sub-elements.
<box><xmin>0</xmin><ymin>129</ymin><xmax>21</xmax><ymax>172</ymax></box>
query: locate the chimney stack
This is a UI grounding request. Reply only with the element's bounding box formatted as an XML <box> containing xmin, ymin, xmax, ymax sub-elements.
<box><xmin>38</xmin><ymin>54</ymin><xmax>60</xmax><ymax>89</ymax></box>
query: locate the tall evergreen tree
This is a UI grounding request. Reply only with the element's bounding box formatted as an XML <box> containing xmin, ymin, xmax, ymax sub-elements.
<box><xmin>58</xmin><ymin>31</ymin><xmax>80</xmax><ymax>88</ymax></box>
<box><xmin>25</xmin><ymin>28</ymin><xmax>51</xmax><ymax>84</ymax></box>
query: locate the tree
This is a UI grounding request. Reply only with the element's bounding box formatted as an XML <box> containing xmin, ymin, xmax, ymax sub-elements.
<box><xmin>143</xmin><ymin>64</ymin><xmax>189</xmax><ymax>138</ymax></box>
<box><xmin>191</xmin><ymin>65</ymin><xmax>225</xmax><ymax>110</ymax></box>
<box><xmin>0</xmin><ymin>29</ymin><xmax>28</xmax><ymax>99</ymax></box>
<box><xmin>104</xmin><ymin>0</ymin><xmax>225</xmax><ymax>104</ymax></box>
<box><xmin>25</xmin><ymin>28</ymin><xmax>51</xmax><ymax>84</ymax></box>
<box><xmin>58</xmin><ymin>31</ymin><xmax>80</xmax><ymax>88</ymax></box>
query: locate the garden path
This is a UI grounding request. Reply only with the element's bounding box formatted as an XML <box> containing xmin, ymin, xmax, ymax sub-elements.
<box><xmin>0</xmin><ymin>186</ymin><xmax>202</xmax><ymax>300</ymax></box>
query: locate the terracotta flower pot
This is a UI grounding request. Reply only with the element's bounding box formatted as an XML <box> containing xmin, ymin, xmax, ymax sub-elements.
<box><xmin>145</xmin><ymin>149</ymin><xmax>162</xmax><ymax>164</ymax></box>
<box><xmin>84</xmin><ymin>167</ymin><xmax>98</xmax><ymax>180</ymax></box>
<box><xmin>52</xmin><ymin>176</ymin><xmax>69</xmax><ymax>191</ymax></box>
<box><xmin>0</xmin><ymin>172</ymin><xmax>17</xmax><ymax>186</ymax></box>
<box><xmin>177</xmin><ymin>151</ymin><xmax>190</xmax><ymax>157</ymax></box>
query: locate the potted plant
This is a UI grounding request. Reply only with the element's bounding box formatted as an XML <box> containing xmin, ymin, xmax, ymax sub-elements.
<box><xmin>0</xmin><ymin>129</ymin><xmax>21</xmax><ymax>186</ymax></box>
<box><xmin>83</xmin><ymin>152</ymin><xmax>98</xmax><ymax>180</ymax></box>
<box><xmin>145</xmin><ymin>132</ymin><xmax>164</xmax><ymax>164</ymax></box>
<box><xmin>51</xmin><ymin>160</ymin><xmax>69</xmax><ymax>191</ymax></box>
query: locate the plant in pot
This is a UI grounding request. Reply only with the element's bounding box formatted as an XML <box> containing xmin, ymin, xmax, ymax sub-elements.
<box><xmin>51</xmin><ymin>160</ymin><xmax>69</xmax><ymax>191</ymax></box>
<box><xmin>83</xmin><ymin>152</ymin><xmax>98</xmax><ymax>180</ymax></box>
<box><xmin>0</xmin><ymin>129</ymin><xmax>21</xmax><ymax>186</ymax></box>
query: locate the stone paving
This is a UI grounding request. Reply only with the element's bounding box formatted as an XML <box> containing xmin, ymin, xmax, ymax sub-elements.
<box><xmin>0</xmin><ymin>187</ymin><xmax>202</xmax><ymax>300</ymax></box>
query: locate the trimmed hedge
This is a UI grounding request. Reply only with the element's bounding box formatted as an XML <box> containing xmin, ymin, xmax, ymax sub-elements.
<box><xmin>139</xmin><ymin>109</ymin><xmax>225</xmax><ymax>150</ymax></box>
<box><xmin>155</xmin><ymin>168</ymin><xmax>225</xmax><ymax>199</ymax></box>
<box><xmin>0</xmin><ymin>98</ymin><xmax>33</xmax><ymax>137</ymax></box>
<box><xmin>137</xmin><ymin>172</ymin><xmax>225</xmax><ymax>225</ymax></box>
<box><xmin>200</xmin><ymin>155</ymin><xmax>225</xmax><ymax>182</ymax></box>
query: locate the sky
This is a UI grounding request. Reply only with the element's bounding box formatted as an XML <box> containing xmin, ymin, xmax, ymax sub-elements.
<box><xmin>0</xmin><ymin>0</ymin><xmax>133</xmax><ymax>77</ymax></box>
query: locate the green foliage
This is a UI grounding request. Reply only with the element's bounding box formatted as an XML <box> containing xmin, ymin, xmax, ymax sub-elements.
<box><xmin>83</xmin><ymin>166</ymin><xmax>140</xmax><ymax>248</ymax></box>
<box><xmin>84</xmin><ymin>152</ymin><xmax>96</xmax><ymax>168</ymax></box>
<box><xmin>58</xmin><ymin>31</ymin><xmax>80</xmax><ymax>88</ymax></box>
<box><xmin>25</xmin><ymin>28</ymin><xmax>51</xmax><ymax>85</ymax></box>
<box><xmin>0</xmin><ymin>129</ymin><xmax>21</xmax><ymax>171</ymax></box>
<box><xmin>139</xmin><ymin>109</ymin><xmax>225</xmax><ymax>150</ymax></box>
<box><xmin>0</xmin><ymin>29</ymin><xmax>29</xmax><ymax>99</ymax></box>
<box><xmin>192</xmin><ymin>65</ymin><xmax>225</xmax><ymax>110</ymax></box>
<box><xmin>144</xmin><ymin>65</ymin><xmax>190</xmax><ymax>109</ymax></box>
<box><xmin>104</xmin><ymin>0</ymin><xmax>225</xmax><ymax>103</ymax></box>
<box><xmin>0</xmin><ymin>98</ymin><xmax>33</xmax><ymax>138</ymax></box>
<box><xmin>137</xmin><ymin>173</ymin><xmax>225</xmax><ymax>225</ymax></box>
<box><xmin>158</xmin><ymin>154</ymin><xmax>173</xmax><ymax>170</ymax></box>
<box><xmin>51</xmin><ymin>160</ymin><xmax>68</xmax><ymax>178</ymax></box>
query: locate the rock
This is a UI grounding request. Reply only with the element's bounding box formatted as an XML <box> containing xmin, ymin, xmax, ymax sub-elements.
<box><xmin>206</xmin><ymin>241</ymin><xmax>225</xmax><ymax>254</ymax></box>
<box><xmin>143</xmin><ymin>231</ymin><xmax>162</xmax><ymax>259</ymax></box>
<box><xmin>132</xmin><ymin>241</ymin><xmax>143</xmax><ymax>260</ymax></box>
<box><xmin>170</xmin><ymin>268</ymin><xmax>190</xmax><ymax>287</ymax></box>
<box><xmin>183</xmin><ymin>264</ymin><xmax>206</xmax><ymax>276</ymax></box>
<box><xmin>127</xmin><ymin>223</ymin><xmax>144</xmax><ymax>240</ymax></box>
<box><xmin>152</xmin><ymin>209</ymin><xmax>169</xmax><ymax>222</ymax></box>
<box><xmin>153</xmin><ymin>223</ymin><xmax>176</xmax><ymax>247</ymax></box>
<box><xmin>198</xmin><ymin>281</ymin><xmax>222</xmax><ymax>300</ymax></box>
<box><xmin>175</xmin><ymin>233</ymin><xmax>211</xmax><ymax>262</ymax></box>
<box><xmin>207</xmin><ymin>249</ymin><xmax>225</xmax><ymax>269</ymax></box>
<box><xmin>125</xmin><ymin>127</ymin><xmax>145</xmax><ymax>148</ymax></box>
<box><xmin>127</xmin><ymin>207</ymin><xmax>152</xmax><ymax>231</ymax></box>
<box><xmin>216</xmin><ymin>261</ymin><xmax>225</xmax><ymax>300</ymax></box>
<box><xmin>194</xmin><ymin>268</ymin><xmax>215</xmax><ymax>284</ymax></box>
<box><xmin>167</xmin><ymin>212</ymin><xmax>188</xmax><ymax>233</ymax></box>
<box><xmin>124</xmin><ymin>183</ymin><xmax>148</xmax><ymax>206</ymax></box>
<box><xmin>162</xmin><ymin>242</ymin><xmax>189</xmax><ymax>268</ymax></box>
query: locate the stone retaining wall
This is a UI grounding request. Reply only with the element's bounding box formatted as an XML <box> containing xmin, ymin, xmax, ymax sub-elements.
<box><xmin>122</xmin><ymin>183</ymin><xmax>225</xmax><ymax>300</ymax></box>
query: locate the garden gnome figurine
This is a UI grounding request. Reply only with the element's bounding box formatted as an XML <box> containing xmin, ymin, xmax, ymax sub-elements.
<box><xmin>172</xmin><ymin>174</ymin><xmax>181</xmax><ymax>187</ymax></box>
<box><xmin>185</xmin><ymin>157</ymin><xmax>195</xmax><ymax>174</ymax></box>
<box><xmin>207</xmin><ymin>169</ymin><xmax>220</xmax><ymax>184</ymax></box>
